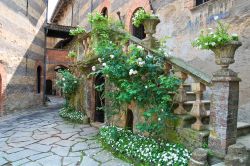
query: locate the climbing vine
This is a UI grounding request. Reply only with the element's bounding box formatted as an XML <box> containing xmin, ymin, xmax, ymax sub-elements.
<box><xmin>88</xmin><ymin>13</ymin><xmax>180</xmax><ymax>136</ymax></box>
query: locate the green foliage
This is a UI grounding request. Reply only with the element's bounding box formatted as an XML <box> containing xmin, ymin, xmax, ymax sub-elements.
<box><xmin>132</xmin><ymin>8</ymin><xmax>152</xmax><ymax>28</ymax></box>
<box><xmin>68</xmin><ymin>51</ymin><xmax>77</xmax><ymax>58</ymax></box>
<box><xmin>56</xmin><ymin>70</ymin><xmax>79</xmax><ymax>96</ymax></box>
<box><xmin>59</xmin><ymin>104</ymin><xmax>86</xmax><ymax>123</ymax></box>
<box><xmin>88</xmin><ymin>13</ymin><xmax>181</xmax><ymax>136</ymax></box>
<box><xmin>69</xmin><ymin>26</ymin><xmax>86</xmax><ymax>36</ymax></box>
<box><xmin>99</xmin><ymin>126</ymin><xmax>191</xmax><ymax>165</ymax></box>
<box><xmin>192</xmin><ymin>20</ymin><xmax>239</xmax><ymax>50</ymax></box>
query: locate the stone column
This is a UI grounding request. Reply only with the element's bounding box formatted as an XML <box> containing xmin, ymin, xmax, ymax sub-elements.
<box><xmin>208</xmin><ymin>42</ymin><xmax>242</xmax><ymax>157</ymax></box>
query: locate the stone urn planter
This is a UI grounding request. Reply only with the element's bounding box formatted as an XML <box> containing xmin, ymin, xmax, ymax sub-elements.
<box><xmin>142</xmin><ymin>16</ymin><xmax>160</xmax><ymax>49</ymax></box>
<box><xmin>211</xmin><ymin>41</ymin><xmax>242</xmax><ymax>72</ymax></box>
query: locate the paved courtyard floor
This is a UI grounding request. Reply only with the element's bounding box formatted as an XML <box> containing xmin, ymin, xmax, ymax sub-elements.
<box><xmin>0</xmin><ymin>99</ymin><xmax>131</xmax><ymax>166</ymax></box>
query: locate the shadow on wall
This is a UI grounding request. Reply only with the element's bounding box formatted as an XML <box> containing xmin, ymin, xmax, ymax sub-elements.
<box><xmin>0</xmin><ymin>0</ymin><xmax>47</xmax><ymax>116</ymax></box>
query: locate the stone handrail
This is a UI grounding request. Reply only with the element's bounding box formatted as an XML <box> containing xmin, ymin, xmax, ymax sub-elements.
<box><xmin>112</xmin><ymin>28</ymin><xmax>212</xmax><ymax>86</ymax></box>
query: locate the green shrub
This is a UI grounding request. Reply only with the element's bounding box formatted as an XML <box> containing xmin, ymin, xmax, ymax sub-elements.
<box><xmin>132</xmin><ymin>8</ymin><xmax>152</xmax><ymax>27</ymax></box>
<box><xmin>88</xmin><ymin>13</ymin><xmax>180</xmax><ymax>136</ymax></box>
<box><xmin>56</xmin><ymin>70</ymin><xmax>79</xmax><ymax>96</ymax></box>
<box><xmin>192</xmin><ymin>17</ymin><xmax>239</xmax><ymax>50</ymax></box>
<box><xmin>99</xmin><ymin>126</ymin><xmax>191</xmax><ymax>165</ymax></box>
<box><xmin>69</xmin><ymin>26</ymin><xmax>86</xmax><ymax>36</ymax></box>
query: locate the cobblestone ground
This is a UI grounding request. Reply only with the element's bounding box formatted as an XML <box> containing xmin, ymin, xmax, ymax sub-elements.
<box><xmin>0</xmin><ymin>100</ymin><xmax>131</xmax><ymax>166</ymax></box>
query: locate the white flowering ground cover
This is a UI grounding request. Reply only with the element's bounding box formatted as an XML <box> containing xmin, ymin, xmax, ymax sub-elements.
<box><xmin>99</xmin><ymin>126</ymin><xmax>191</xmax><ymax>166</ymax></box>
<box><xmin>59</xmin><ymin>105</ymin><xmax>86</xmax><ymax>123</ymax></box>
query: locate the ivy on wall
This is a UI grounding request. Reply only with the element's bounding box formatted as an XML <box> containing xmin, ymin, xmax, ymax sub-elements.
<box><xmin>87</xmin><ymin>13</ymin><xmax>180</xmax><ymax>136</ymax></box>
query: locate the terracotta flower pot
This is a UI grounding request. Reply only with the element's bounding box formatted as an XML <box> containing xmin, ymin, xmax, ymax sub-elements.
<box><xmin>211</xmin><ymin>41</ymin><xmax>242</xmax><ymax>69</ymax></box>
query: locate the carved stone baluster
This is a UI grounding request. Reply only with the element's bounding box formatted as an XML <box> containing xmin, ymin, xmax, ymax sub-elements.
<box><xmin>173</xmin><ymin>71</ymin><xmax>188</xmax><ymax>115</ymax></box>
<box><xmin>190</xmin><ymin>82</ymin><xmax>207</xmax><ymax>131</ymax></box>
<box><xmin>163</xmin><ymin>63</ymin><xmax>172</xmax><ymax>75</ymax></box>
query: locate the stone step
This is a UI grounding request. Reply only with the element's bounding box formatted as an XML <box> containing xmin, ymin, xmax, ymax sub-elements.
<box><xmin>237</xmin><ymin>134</ymin><xmax>250</xmax><ymax>165</ymax></box>
<box><xmin>237</xmin><ymin>122</ymin><xmax>250</xmax><ymax>137</ymax></box>
<box><xmin>90</xmin><ymin>122</ymin><xmax>105</xmax><ymax>129</ymax></box>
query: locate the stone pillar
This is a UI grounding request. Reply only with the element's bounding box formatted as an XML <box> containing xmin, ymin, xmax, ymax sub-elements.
<box><xmin>224</xmin><ymin>143</ymin><xmax>248</xmax><ymax>166</ymax></box>
<box><xmin>208</xmin><ymin>71</ymin><xmax>240</xmax><ymax>157</ymax></box>
<box><xmin>208</xmin><ymin>42</ymin><xmax>242</xmax><ymax>157</ymax></box>
<box><xmin>189</xmin><ymin>148</ymin><xmax>208</xmax><ymax>166</ymax></box>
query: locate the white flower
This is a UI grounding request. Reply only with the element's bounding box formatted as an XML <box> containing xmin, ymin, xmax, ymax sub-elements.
<box><xmin>232</xmin><ymin>33</ymin><xmax>238</xmax><ymax>37</ymax></box>
<box><xmin>129</xmin><ymin>69</ymin><xmax>134</xmax><ymax>76</ymax></box>
<box><xmin>102</xmin><ymin>63</ymin><xmax>107</xmax><ymax>67</ymax></box>
<box><xmin>92</xmin><ymin>66</ymin><xmax>96</xmax><ymax>71</ymax></box>
<box><xmin>129</xmin><ymin>69</ymin><xmax>138</xmax><ymax>75</ymax></box>
<box><xmin>138</xmin><ymin>57</ymin><xmax>143</xmax><ymax>62</ymax></box>
<box><xmin>138</xmin><ymin>61</ymin><xmax>145</xmax><ymax>67</ymax></box>
<box><xmin>205</xmin><ymin>43</ymin><xmax>208</xmax><ymax>46</ymax></box>
<box><xmin>145</xmin><ymin>86</ymin><xmax>148</xmax><ymax>89</ymax></box>
<box><xmin>74</xmin><ymin>81</ymin><xmax>77</xmax><ymax>83</ymax></box>
<box><xmin>137</xmin><ymin>45</ymin><xmax>144</xmax><ymax>50</ymax></box>
<box><xmin>110</xmin><ymin>54</ymin><xmax>114</xmax><ymax>59</ymax></box>
<box><xmin>98</xmin><ymin>58</ymin><xmax>102</xmax><ymax>63</ymax></box>
<box><xmin>62</xmin><ymin>78</ymin><xmax>65</xmax><ymax>81</ymax></box>
<box><xmin>158</xmin><ymin>118</ymin><xmax>161</xmax><ymax>121</ymax></box>
<box><xmin>211</xmin><ymin>42</ymin><xmax>216</xmax><ymax>46</ymax></box>
<box><xmin>214</xmin><ymin>16</ymin><xmax>219</xmax><ymax>21</ymax></box>
<box><xmin>208</xmin><ymin>28</ymin><xmax>213</xmax><ymax>31</ymax></box>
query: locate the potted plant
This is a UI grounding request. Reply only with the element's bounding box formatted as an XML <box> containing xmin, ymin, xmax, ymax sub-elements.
<box><xmin>132</xmin><ymin>9</ymin><xmax>160</xmax><ymax>48</ymax></box>
<box><xmin>192</xmin><ymin>16</ymin><xmax>242</xmax><ymax>71</ymax></box>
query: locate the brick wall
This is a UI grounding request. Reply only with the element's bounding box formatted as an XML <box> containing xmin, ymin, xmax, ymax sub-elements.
<box><xmin>0</xmin><ymin>0</ymin><xmax>47</xmax><ymax>115</ymax></box>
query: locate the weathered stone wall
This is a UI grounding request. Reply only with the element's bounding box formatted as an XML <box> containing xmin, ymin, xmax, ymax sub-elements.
<box><xmin>0</xmin><ymin>0</ymin><xmax>46</xmax><ymax>115</ymax></box>
<box><xmin>152</xmin><ymin>0</ymin><xmax>250</xmax><ymax>109</ymax></box>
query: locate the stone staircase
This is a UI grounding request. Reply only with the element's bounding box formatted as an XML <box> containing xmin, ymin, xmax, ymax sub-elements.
<box><xmin>180</xmin><ymin>83</ymin><xmax>250</xmax><ymax>165</ymax></box>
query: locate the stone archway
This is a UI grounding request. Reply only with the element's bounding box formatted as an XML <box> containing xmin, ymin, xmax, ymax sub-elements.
<box><xmin>37</xmin><ymin>66</ymin><xmax>42</xmax><ymax>94</ymax></box>
<box><xmin>131</xmin><ymin>8</ymin><xmax>146</xmax><ymax>40</ymax></box>
<box><xmin>46</xmin><ymin>80</ymin><xmax>53</xmax><ymax>95</ymax></box>
<box><xmin>126</xmin><ymin>109</ymin><xmax>134</xmax><ymax>131</ymax></box>
<box><xmin>94</xmin><ymin>74</ymin><xmax>105</xmax><ymax>123</ymax></box>
<box><xmin>101</xmin><ymin>7</ymin><xmax>108</xmax><ymax>17</ymax></box>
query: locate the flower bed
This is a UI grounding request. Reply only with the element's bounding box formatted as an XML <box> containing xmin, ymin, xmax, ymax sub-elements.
<box><xmin>59</xmin><ymin>105</ymin><xmax>87</xmax><ymax>123</ymax></box>
<box><xmin>99</xmin><ymin>126</ymin><xmax>191</xmax><ymax>165</ymax></box>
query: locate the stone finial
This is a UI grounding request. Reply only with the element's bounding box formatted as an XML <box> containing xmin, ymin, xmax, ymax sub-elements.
<box><xmin>224</xmin><ymin>143</ymin><xmax>248</xmax><ymax>166</ymax></box>
<box><xmin>189</xmin><ymin>148</ymin><xmax>208</xmax><ymax>166</ymax></box>
<box><xmin>190</xmin><ymin>82</ymin><xmax>208</xmax><ymax>131</ymax></box>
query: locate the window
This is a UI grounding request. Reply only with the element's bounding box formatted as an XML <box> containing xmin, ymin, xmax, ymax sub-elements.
<box><xmin>101</xmin><ymin>7</ymin><xmax>108</xmax><ymax>17</ymax></box>
<box><xmin>196</xmin><ymin>0</ymin><xmax>210</xmax><ymax>6</ymax></box>
<box><xmin>131</xmin><ymin>8</ymin><xmax>146</xmax><ymax>40</ymax></box>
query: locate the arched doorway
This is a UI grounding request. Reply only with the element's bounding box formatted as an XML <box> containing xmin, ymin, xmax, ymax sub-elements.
<box><xmin>46</xmin><ymin>80</ymin><xmax>52</xmax><ymax>95</ymax></box>
<box><xmin>126</xmin><ymin>109</ymin><xmax>134</xmax><ymax>131</ymax></box>
<box><xmin>131</xmin><ymin>8</ymin><xmax>146</xmax><ymax>40</ymax></box>
<box><xmin>94</xmin><ymin>74</ymin><xmax>105</xmax><ymax>122</ymax></box>
<box><xmin>37</xmin><ymin>66</ymin><xmax>42</xmax><ymax>94</ymax></box>
<box><xmin>101</xmin><ymin>7</ymin><xmax>108</xmax><ymax>17</ymax></box>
